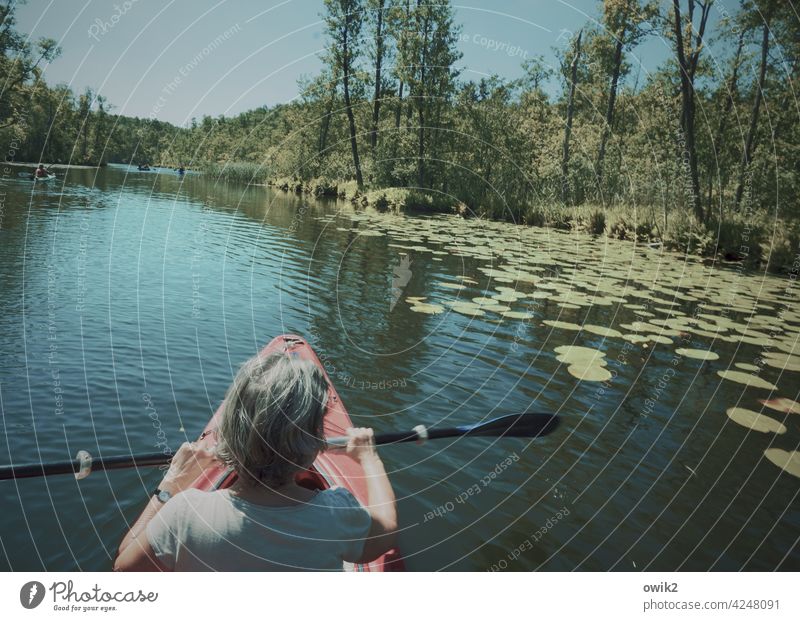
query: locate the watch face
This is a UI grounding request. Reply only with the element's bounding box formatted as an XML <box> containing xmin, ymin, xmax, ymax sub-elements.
<box><xmin>157</xmin><ymin>490</ymin><xmax>172</xmax><ymax>503</ymax></box>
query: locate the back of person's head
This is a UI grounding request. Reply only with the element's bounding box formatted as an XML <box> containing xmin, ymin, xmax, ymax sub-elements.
<box><xmin>216</xmin><ymin>352</ymin><xmax>329</xmax><ymax>487</ymax></box>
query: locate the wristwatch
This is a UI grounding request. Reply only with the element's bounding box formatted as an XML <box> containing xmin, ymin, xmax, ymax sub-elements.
<box><xmin>152</xmin><ymin>487</ymin><xmax>172</xmax><ymax>503</ymax></box>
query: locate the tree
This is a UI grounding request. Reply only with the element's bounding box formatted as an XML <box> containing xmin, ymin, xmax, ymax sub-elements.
<box><xmin>323</xmin><ymin>0</ymin><xmax>365</xmax><ymax>188</ymax></box>
<box><xmin>92</xmin><ymin>94</ymin><xmax>110</xmax><ymax>165</ymax></box>
<box><xmin>76</xmin><ymin>88</ymin><xmax>93</xmax><ymax>164</ymax></box>
<box><xmin>516</xmin><ymin>57</ymin><xmax>553</xmax><ymax>202</ymax></box>
<box><xmin>389</xmin><ymin>0</ymin><xmax>413</xmax><ymax>132</ymax></box>
<box><xmin>368</xmin><ymin>0</ymin><xmax>388</xmax><ymax>151</ymax></box>
<box><xmin>734</xmin><ymin>0</ymin><xmax>778</xmax><ymax>209</ymax></box>
<box><xmin>706</xmin><ymin>27</ymin><xmax>746</xmax><ymax>218</ymax></box>
<box><xmin>0</xmin><ymin>1</ymin><xmax>60</xmax><ymax>130</ymax></box>
<box><xmin>561</xmin><ymin>29</ymin><xmax>582</xmax><ymax>205</ymax></box>
<box><xmin>299</xmin><ymin>69</ymin><xmax>341</xmax><ymax>175</ymax></box>
<box><xmin>669</xmin><ymin>0</ymin><xmax>712</xmax><ymax>222</ymax></box>
<box><xmin>397</xmin><ymin>0</ymin><xmax>461</xmax><ymax>188</ymax></box>
<box><xmin>595</xmin><ymin>0</ymin><xmax>656</xmax><ymax>185</ymax></box>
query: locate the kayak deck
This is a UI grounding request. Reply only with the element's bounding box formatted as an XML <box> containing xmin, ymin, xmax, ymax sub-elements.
<box><xmin>150</xmin><ymin>334</ymin><xmax>403</xmax><ymax>572</ymax></box>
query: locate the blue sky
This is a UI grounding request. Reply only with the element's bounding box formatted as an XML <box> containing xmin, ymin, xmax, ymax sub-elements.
<box><xmin>16</xmin><ymin>0</ymin><xmax>740</xmax><ymax>125</ymax></box>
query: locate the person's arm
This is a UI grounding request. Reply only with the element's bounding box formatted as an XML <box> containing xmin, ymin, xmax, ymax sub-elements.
<box><xmin>113</xmin><ymin>442</ymin><xmax>217</xmax><ymax>571</ymax></box>
<box><xmin>344</xmin><ymin>428</ymin><xmax>398</xmax><ymax>563</ymax></box>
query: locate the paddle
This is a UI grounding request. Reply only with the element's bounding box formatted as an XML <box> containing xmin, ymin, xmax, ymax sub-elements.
<box><xmin>0</xmin><ymin>412</ymin><xmax>558</xmax><ymax>481</ymax></box>
<box><xmin>327</xmin><ymin>412</ymin><xmax>559</xmax><ymax>447</ymax></box>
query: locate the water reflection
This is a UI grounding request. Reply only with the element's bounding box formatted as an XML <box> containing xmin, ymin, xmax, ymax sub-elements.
<box><xmin>0</xmin><ymin>164</ymin><xmax>798</xmax><ymax>571</ymax></box>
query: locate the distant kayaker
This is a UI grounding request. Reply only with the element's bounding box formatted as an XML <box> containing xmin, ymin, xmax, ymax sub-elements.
<box><xmin>34</xmin><ymin>164</ymin><xmax>50</xmax><ymax>178</ymax></box>
<box><xmin>114</xmin><ymin>352</ymin><xmax>397</xmax><ymax>571</ymax></box>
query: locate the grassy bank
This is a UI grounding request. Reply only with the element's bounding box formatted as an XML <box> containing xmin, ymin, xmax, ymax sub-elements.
<box><xmin>203</xmin><ymin>163</ymin><xmax>799</xmax><ymax>275</ymax></box>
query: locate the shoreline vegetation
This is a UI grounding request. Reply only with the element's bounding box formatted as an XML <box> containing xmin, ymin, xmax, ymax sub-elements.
<box><xmin>201</xmin><ymin>161</ymin><xmax>799</xmax><ymax>275</ymax></box>
<box><xmin>1</xmin><ymin>1</ymin><xmax>798</xmax><ymax>274</ymax></box>
<box><xmin>3</xmin><ymin>161</ymin><xmax>100</xmax><ymax>170</ymax></box>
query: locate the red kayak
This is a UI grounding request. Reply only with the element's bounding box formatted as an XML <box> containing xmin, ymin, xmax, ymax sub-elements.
<box><xmin>135</xmin><ymin>334</ymin><xmax>403</xmax><ymax>571</ymax></box>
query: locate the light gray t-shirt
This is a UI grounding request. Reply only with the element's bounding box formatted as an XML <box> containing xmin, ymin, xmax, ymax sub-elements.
<box><xmin>146</xmin><ymin>487</ymin><xmax>372</xmax><ymax>571</ymax></box>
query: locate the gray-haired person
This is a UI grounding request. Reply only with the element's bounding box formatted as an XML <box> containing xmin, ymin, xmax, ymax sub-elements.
<box><xmin>114</xmin><ymin>353</ymin><xmax>397</xmax><ymax>571</ymax></box>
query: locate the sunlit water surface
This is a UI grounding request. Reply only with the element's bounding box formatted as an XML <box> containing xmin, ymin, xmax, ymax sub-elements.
<box><xmin>1</xmin><ymin>165</ymin><xmax>798</xmax><ymax>570</ymax></box>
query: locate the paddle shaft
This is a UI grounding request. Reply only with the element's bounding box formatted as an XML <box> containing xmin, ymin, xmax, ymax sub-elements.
<box><xmin>327</xmin><ymin>423</ymin><xmax>540</xmax><ymax>447</ymax></box>
<box><xmin>2</xmin><ymin>452</ymin><xmax>171</xmax><ymax>480</ymax></box>
<box><xmin>0</xmin><ymin>413</ymin><xmax>558</xmax><ymax>480</ymax></box>
<box><xmin>0</xmin><ymin>430</ymin><xmax>436</xmax><ymax>480</ymax></box>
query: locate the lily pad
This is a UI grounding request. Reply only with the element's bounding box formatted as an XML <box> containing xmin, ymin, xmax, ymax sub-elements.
<box><xmin>687</xmin><ymin>328</ymin><xmax>729</xmax><ymax>340</ymax></box>
<box><xmin>725</xmin><ymin>407</ymin><xmax>786</xmax><ymax>434</ymax></box>
<box><xmin>554</xmin><ymin>346</ymin><xmax>606</xmax><ymax>366</ymax></box>
<box><xmin>554</xmin><ymin>345</ymin><xmax>603</xmax><ymax>355</ymax></box>
<box><xmin>482</xmin><ymin>304</ymin><xmax>511</xmax><ymax>313</ymax></box>
<box><xmin>717</xmin><ymin>370</ymin><xmax>778</xmax><ymax>391</ymax></box>
<box><xmin>676</xmin><ymin>348</ymin><xmax>719</xmax><ymax>361</ymax></box>
<box><xmin>759</xmin><ymin>397</ymin><xmax>800</xmax><ymax>415</ymax></box>
<box><xmin>734</xmin><ymin>335</ymin><xmax>773</xmax><ymax>347</ymax></box>
<box><xmin>583</xmin><ymin>325</ymin><xmax>624</xmax><ymax>338</ymax></box>
<box><xmin>734</xmin><ymin>326</ymin><xmax>771</xmax><ymax>338</ymax></box>
<box><xmin>761</xmin><ymin>352</ymin><xmax>800</xmax><ymax>373</ymax></box>
<box><xmin>450</xmin><ymin>303</ymin><xmax>486</xmax><ymax>317</ymax></box>
<box><xmin>501</xmin><ymin>311</ymin><xmax>533</xmax><ymax>320</ymax></box>
<box><xmin>566</xmin><ymin>364</ymin><xmax>612</xmax><ymax>382</ymax></box>
<box><xmin>763</xmin><ymin>449</ymin><xmax>800</xmax><ymax>479</ymax></box>
<box><xmin>543</xmin><ymin>320</ymin><xmax>582</xmax><ymax>331</ymax></box>
<box><xmin>409</xmin><ymin>303</ymin><xmax>445</xmax><ymax>315</ymax></box>
<box><xmin>646</xmin><ymin>334</ymin><xmax>673</xmax><ymax>345</ymax></box>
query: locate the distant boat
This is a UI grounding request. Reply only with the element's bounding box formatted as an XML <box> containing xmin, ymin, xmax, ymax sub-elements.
<box><xmin>17</xmin><ymin>172</ymin><xmax>56</xmax><ymax>181</ymax></box>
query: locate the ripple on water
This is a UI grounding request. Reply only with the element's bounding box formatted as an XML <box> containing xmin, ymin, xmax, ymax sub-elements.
<box><xmin>1</xmin><ymin>168</ymin><xmax>798</xmax><ymax>571</ymax></box>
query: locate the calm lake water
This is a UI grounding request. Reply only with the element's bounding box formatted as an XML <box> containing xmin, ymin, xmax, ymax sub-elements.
<box><xmin>1</xmin><ymin>164</ymin><xmax>798</xmax><ymax>571</ymax></box>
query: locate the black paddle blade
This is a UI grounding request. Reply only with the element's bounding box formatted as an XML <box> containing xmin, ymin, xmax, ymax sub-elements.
<box><xmin>457</xmin><ymin>412</ymin><xmax>559</xmax><ymax>438</ymax></box>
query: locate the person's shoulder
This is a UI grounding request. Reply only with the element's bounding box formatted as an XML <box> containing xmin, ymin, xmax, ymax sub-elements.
<box><xmin>171</xmin><ymin>488</ymin><xmax>222</xmax><ymax>509</ymax></box>
<box><xmin>162</xmin><ymin>489</ymin><xmax>229</xmax><ymax>521</ymax></box>
<box><xmin>320</xmin><ymin>487</ymin><xmax>364</xmax><ymax>509</ymax></box>
<box><xmin>178</xmin><ymin>488</ymin><xmax>226</xmax><ymax>501</ymax></box>
<box><xmin>319</xmin><ymin>488</ymin><xmax>371</xmax><ymax>541</ymax></box>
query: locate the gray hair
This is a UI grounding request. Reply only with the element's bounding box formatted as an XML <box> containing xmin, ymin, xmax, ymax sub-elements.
<box><xmin>216</xmin><ymin>352</ymin><xmax>329</xmax><ymax>487</ymax></box>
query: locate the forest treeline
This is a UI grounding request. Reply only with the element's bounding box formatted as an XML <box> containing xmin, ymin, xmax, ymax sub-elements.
<box><xmin>2</xmin><ymin>1</ymin><xmax>798</xmax><ymax>270</ymax></box>
<box><xmin>0</xmin><ymin>2</ymin><xmax>180</xmax><ymax>167</ymax></box>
